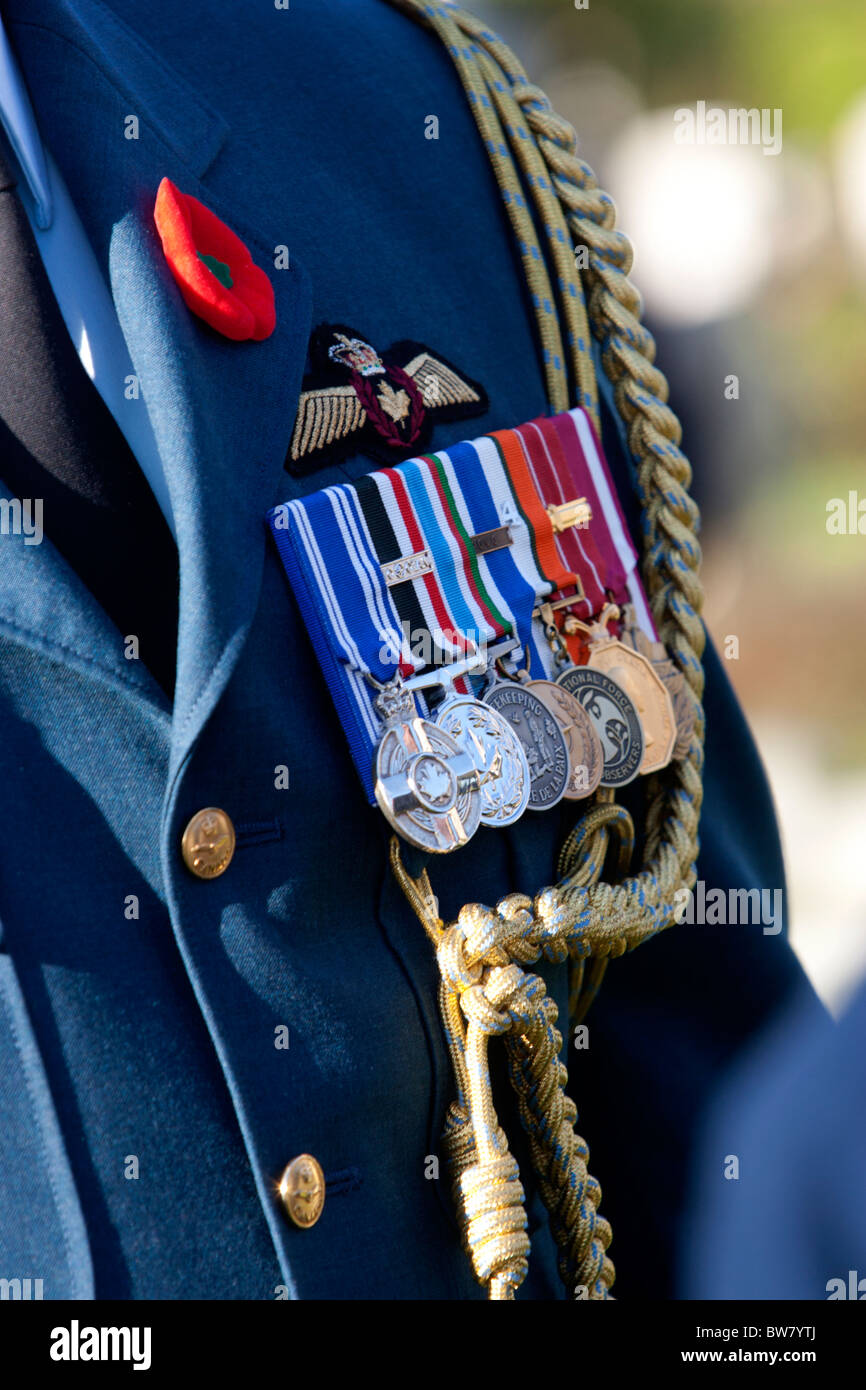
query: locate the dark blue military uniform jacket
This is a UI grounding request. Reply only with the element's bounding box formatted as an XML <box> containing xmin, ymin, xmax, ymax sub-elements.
<box><xmin>0</xmin><ymin>0</ymin><xmax>813</xmax><ymax>1299</ymax></box>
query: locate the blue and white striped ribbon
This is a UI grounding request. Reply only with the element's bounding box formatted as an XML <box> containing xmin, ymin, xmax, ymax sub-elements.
<box><xmin>268</xmin><ymin>487</ymin><xmax>419</xmax><ymax>802</ymax></box>
<box><xmin>438</xmin><ymin>440</ymin><xmax>553</xmax><ymax>676</ymax></box>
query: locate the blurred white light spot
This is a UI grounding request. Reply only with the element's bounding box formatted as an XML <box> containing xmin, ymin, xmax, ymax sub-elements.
<box><xmin>756</xmin><ymin>718</ymin><xmax>866</xmax><ymax>1015</ymax></box>
<box><xmin>835</xmin><ymin>92</ymin><xmax>866</xmax><ymax>277</ymax></box>
<box><xmin>606</xmin><ymin>107</ymin><xmax>781</xmax><ymax>326</ymax></box>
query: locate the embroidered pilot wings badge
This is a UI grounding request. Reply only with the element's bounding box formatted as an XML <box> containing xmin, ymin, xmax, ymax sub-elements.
<box><xmin>286</xmin><ymin>323</ymin><xmax>489</xmax><ymax>474</ymax></box>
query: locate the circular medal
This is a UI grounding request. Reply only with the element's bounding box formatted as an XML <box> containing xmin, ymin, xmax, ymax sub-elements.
<box><xmin>555</xmin><ymin>666</ymin><xmax>643</xmax><ymax>787</ymax></box>
<box><xmin>526</xmin><ymin>680</ymin><xmax>604</xmax><ymax>800</ymax></box>
<box><xmin>587</xmin><ymin>642</ymin><xmax>676</xmax><ymax>775</ymax></box>
<box><xmin>484</xmin><ymin>681</ymin><xmax>570</xmax><ymax>811</ymax></box>
<box><xmin>374</xmin><ymin>715</ymin><xmax>481</xmax><ymax>853</ymax></box>
<box><xmin>436</xmin><ymin>696</ymin><xmax>531</xmax><ymax>828</ymax></box>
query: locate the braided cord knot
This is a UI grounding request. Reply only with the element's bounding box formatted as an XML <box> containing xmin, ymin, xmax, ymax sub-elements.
<box><xmin>385</xmin><ymin>0</ymin><xmax>705</xmax><ymax>1303</ymax></box>
<box><xmin>459</xmin><ymin>1154</ymin><xmax>531</xmax><ymax>1298</ymax></box>
<box><xmin>418</xmin><ymin>878</ymin><xmax>617</xmax><ymax>1299</ymax></box>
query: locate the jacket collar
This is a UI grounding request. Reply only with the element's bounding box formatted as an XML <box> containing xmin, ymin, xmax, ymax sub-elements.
<box><xmin>4</xmin><ymin>0</ymin><xmax>229</xmax><ymax>181</ymax></box>
<box><xmin>2</xmin><ymin>0</ymin><xmax>314</xmax><ymax>777</ymax></box>
<box><xmin>0</xmin><ymin>13</ymin><xmax>52</xmax><ymax>226</ymax></box>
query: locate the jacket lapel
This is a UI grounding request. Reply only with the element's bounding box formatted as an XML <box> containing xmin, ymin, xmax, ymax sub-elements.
<box><xmin>109</xmin><ymin>192</ymin><xmax>312</xmax><ymax>778</ymax></box>
<box><xmin>5</xmin><ymin>0</ymin><xmax>314</xmax><ymax>774</ymax></box>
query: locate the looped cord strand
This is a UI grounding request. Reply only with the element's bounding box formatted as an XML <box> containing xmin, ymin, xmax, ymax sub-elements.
<box><xmin>385</xmin><ymin>0</ymin><xmax>706</xmax><ymax>1300</ymax></box>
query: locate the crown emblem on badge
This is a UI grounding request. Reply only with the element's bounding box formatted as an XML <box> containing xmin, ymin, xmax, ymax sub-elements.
<box><xmin>287</xmin><ymin>323</ymin><xmax>489</xmax><ymax>475</ymax></box>
<box><xmin>327</xmin><ymin>333</ymin><xmax>385</xmax><ymax>377</ymax></box>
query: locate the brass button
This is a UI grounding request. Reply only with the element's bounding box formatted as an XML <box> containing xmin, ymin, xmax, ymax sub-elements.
<box><xmin>279</xmin><ymin>1154</ymin><xmax>325</xmax><ymax>1229</ymax></box>
<box><xmin>181</xmin><ymin>807</ymin><xmax>236</xmax><ymax>879</ymax></box>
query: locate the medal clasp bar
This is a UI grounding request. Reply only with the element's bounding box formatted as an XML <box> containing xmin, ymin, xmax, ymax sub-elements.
<box><xmin>400</xmin><ymin>637</ymin><xmax>521</xmax><ymax>697</ymax></box>
<box><xmin>470</xmin><ymin>524</ymin><xmax>513</xmax><ymax>556</ymax></box>
<box><xmin>533</xmin><ymin>586</ymin><xmax>586</xmax><ymax>624</ymax></box>
<box><xmin>547</xmin><ymin>497</ymin><xmax>591</xmax><ymax>533</ymax></box>
<box><xmin>381</xmin><ymin>548</ymin><xmax>434</xmax><ymax>588</ymax></box>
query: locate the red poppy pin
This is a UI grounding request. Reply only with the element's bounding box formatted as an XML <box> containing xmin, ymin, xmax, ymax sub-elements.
<box><xmin>153</xmin><ymin>177</ymin><xmax>276</xmax><ymax>342</ymax></box>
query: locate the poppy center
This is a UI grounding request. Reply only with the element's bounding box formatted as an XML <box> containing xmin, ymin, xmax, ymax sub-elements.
<box><xmin>197</xmin><ymin>251</ymin><xmax>233</xmax><ymax>289</ymax></box>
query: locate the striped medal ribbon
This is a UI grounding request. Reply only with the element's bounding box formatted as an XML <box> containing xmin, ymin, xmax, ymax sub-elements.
<box><xmin>450</xmin><ymin>415</ymin><xmax>625</xmax><ymax>799</ymax></box>
<box><xmin>532</xmin><ymin>412</ymin><xmax>676</xmax><ymax>777</ymax></box>
<box><xmin>485</xmin><ymin>427</ymin><xmax>579</xmax><ymax>602</ymax></box>
<box><xmin>545</xmin><ymin>408</ymin><xmax>656</xmax><ymax>639</ymax></box>
<box><xmin>352</xmin><ymin>455</ymin><xmax>532</xmax><ymax>828</ymax></box>
<box><xmin>454</xmin><ymin>433</ymin><xmax>569</xmax><ymax>678</ymax></box>
<box><xmin>268</xmin><ymin>485</ymin><xmax>417</xmax><ymax>796</ymax></box>
<box><xmin>483</xmin><ymin>408</ymin><xmax>669</xmax><ymax>787</ymax></box>
<box><xmin>417</xmin><ymin>437</ymin><xmax>599</xmax><ymax>808</ymax></box>
<box><xmin>395</xmin><ymin>451</ymin><xmax>513</xmax><ymax>659</ymax></box>
<box><xmin>352</xmin><ymin>466</ymin><xmax>477</xmax><ymax>684</ymax></box>
<box><xmin>268</xmin><ymin>408</ymin><xmax>674</xmax><ymax>840</ymax></box>
<box><xmin>495</xmin><ymin>411</ymin><xmax>673</xmax><ymax>782</ymax></box>
<box><xmin>268</xmin><ymin>486</ymin><xmax>484</xmax><ymax>852</ymax></box>
<box><xmin>514</xmin><ymin>417</ymin><xmax>607</xmax><ymax>618</ymax></box>
<box><xmin>521</xmin><ymin>414</ymin><xmax>676</xmax><ymax>779</ymax></box>
<box><xmin>418</xmin><ymin>445</ymin><xmax>548</xmax><ymax>674</ymax></box>
<box><xmin>352</xmin><ymin>437</ymin><xmax>581</xmax><ymax>818</ymax></box>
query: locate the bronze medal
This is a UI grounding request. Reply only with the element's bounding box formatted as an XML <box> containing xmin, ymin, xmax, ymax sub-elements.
<box><xmin>555</xmin><ymin>665</ymin><xmax>644</xmax><ymax>787</ymax></box>
<box><xmin>568</xmin><ymin>606</ymin><xmax>676</xmax><ymax>775</ymax></box>
<box><xmin>620</xmin><ymin>608</ymin><xmax>696</xmax><ymax>762</ymax></box>
<box><xmin>525</xmin><ymin>680</ymin><xmax>604</xmax><ymax>799</ymax></box>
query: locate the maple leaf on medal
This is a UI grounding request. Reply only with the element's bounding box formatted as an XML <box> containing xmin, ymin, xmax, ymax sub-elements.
<box><xmin>416</xmin><ymin>760</ymin><xmax>452</xmax><ymax>802</ymax></box>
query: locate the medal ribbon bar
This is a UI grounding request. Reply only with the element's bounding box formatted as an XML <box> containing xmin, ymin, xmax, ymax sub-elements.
<box><xmin>268</xmin><ymin>407</ymin><xmax>666</xmax><ymax>825</ymax></box>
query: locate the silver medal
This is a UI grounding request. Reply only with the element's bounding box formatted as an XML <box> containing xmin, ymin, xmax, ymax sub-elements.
<box><xmin>373</xmin><ymin>683</ymin><xmax>481</xmax><ymax>853</ymax></box>
<box><xmin>483</xmin><ymin>681</ymin><xmax>570</xmax><ymax>811</ymax></box>
<box><xmin>436</xmin><ymin>696</ymin><xmax>531</xmax><ymax>828</ymax></box>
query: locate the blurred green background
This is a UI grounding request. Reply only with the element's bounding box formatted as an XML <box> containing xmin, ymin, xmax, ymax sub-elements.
<box><xmin>476</xmin><ymin>0</ymin><xmax>866</xmax><ymax>1008</ymax></box>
